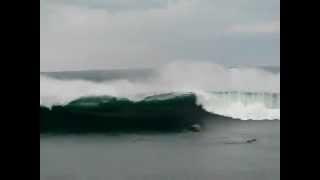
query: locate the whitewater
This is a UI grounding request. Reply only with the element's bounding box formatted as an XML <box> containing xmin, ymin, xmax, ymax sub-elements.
<box><xmin>40</xmin><ymin>61</ymin><xmax>280</xmax><ymax>120</ymax></box>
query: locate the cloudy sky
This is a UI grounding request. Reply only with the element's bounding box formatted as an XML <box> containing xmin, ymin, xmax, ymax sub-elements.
<box><xmin>40</xmin><ymin>0</ymin><xmax>280</xmax><ymax>71</ymax></box>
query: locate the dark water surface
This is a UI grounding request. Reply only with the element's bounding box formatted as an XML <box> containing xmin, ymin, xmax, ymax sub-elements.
<box><xmin>40</xmin><ymin>120</ymin><xmax>280</xmax><ymax>180</ymax></box>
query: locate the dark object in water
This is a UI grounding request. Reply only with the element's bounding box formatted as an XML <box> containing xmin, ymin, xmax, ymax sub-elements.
<box><xmin>223</xmin><ymin>137</ymin><xmax>257</xmax><ymax>144</ymax></box>
<box><xmin>246</xmin><ymin>138</ymin><xmax>257</xmax><ymax>143</ymax></box>
<box><xmin>190</xmin><ymin>124</ymin><xmax>201</xmax><ymax>132</ymax></box>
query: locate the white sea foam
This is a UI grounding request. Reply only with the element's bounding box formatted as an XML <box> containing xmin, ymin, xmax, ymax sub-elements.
<box><xmin>195</xmin><ymin>91</ymin><xmax>279</xmax><ymax>120</ymax></box>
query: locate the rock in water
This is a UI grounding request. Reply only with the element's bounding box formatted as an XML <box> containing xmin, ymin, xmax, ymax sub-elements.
<box><xmin>190</xmin><ymin>124</ymin><xmax>201</xmax><ymax>132</ymax></box>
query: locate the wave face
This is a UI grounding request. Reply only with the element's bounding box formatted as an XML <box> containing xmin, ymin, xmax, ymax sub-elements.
<box><xmin>40</xmin><ymin>93</ymin><xmax>214</xmax><ymax>133</ymax></box>
<box><xmin>40</xmin><ymin>61</ymin><xmax>280</xmax><ymax>132</ymax></box>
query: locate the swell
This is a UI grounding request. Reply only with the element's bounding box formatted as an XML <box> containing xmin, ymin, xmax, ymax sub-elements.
<box><xmin>40</xmin><ymin>93</ymin><xmax>220</xmax><ymax>134</ymax></box>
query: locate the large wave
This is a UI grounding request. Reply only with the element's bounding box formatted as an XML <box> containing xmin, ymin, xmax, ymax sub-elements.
<box><xmin>40</xmin><ymin>93</ymin><xmax>214</xmax><ymax>133</ymax></box>
<box><xmin>40</xmin><ymin>61</ymin><xmax>280</xmax><ymax>121</ymax></box>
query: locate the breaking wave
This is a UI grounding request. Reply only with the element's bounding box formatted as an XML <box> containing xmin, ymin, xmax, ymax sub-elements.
<box><xmin>40</xmin><ymin>61</ymin><xmax>280</xmax><ymax>125</ymax></box>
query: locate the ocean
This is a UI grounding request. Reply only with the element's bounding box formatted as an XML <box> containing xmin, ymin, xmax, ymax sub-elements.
<box><xmin>40</xmin><ymin>62</ymin><xmax>280</xmax><ymax>180</ymax></box>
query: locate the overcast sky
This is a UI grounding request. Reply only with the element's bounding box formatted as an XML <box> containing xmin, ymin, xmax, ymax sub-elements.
<box><xmin>40</xmin><ymin>0</ymin><xmax>280</xmax><ymax>71</ymax></box>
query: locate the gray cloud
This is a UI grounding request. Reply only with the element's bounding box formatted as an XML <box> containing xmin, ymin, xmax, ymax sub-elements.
<box><xmin>41</xmin><ymin>0</ymin><xmax>173</xmax><ymax>14</ymax></box>
<box><xmin>40</xmin><ymin>0</ymin><xmax>280</xmax><ymax>71</ymax></box>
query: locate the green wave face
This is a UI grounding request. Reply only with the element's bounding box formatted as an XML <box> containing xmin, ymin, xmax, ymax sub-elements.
<box><xmin>40</xmin><ymin>93</ymin><xmax>215</xmax><ymax>134</ymax></box>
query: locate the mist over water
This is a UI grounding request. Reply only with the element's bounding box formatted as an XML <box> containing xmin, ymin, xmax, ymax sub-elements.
<box><xmin>40</xmin><ymin>61</ymin><xmax>280</xmax><ymax>120</ymax></box>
